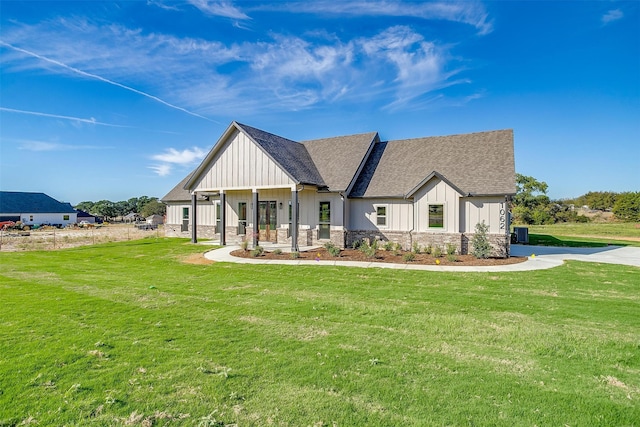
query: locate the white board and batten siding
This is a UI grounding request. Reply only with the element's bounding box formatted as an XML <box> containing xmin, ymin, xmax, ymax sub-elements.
<box><xmin>413</xmin><ymin>178</ymin><xmax>461</xmax><ymax>233</ymax></box>
<box><xmin>460</xmin><ymin>197</ymin><xmax>509</xmax><ymax>234</ymax></box>
<box><xmin>194</xmin><ymin>130</ymin><xmax>295</xmax><ymax>192</ymax></box>
<box><xmin>349</xmin><ymin>199</ymin><xmax>413</xmax><ymax>231</ymax></box>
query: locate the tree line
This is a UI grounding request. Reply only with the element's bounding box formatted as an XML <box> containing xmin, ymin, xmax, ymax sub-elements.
<box><xmin>512</xmin><ymin>174</ymin><xmax>640</xmax><ymax>224</ymax></box>
<box><xmin>74</xmin><ymin>196</ymin><xmax>166</xmax><ymax>221</ymax></box>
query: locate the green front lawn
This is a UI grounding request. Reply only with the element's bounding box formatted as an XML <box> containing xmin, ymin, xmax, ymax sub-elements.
<box><xmin>1</xmin><ymin>238</ymin><xmax>638</xmax><ymax>426</ymax></box>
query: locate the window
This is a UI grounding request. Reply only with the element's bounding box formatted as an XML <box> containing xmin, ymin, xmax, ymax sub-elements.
<box><xmin>215</xmin><ymin>201</ymin><xmax>221</xmax><ymax>234</ymax></box>
<box><xmin>182</xmin><ymin>207</ymin><xmax>189</xmax><ymax>220</ymax></box>
<box><xmin>375</xmin><ymin>206</ymin><xmax>387</xmax><ymax>227</ymax></box>
<box><xmin>63</xmin><ymin>215</ymin><xmax>70</xmax><ymax>221</ymax></box>
<box><xmin>428</xmin><ymin>204</ymin><xmax>444</xmax><ymax>228</ymax></box>
<box><xmin>319</xmin><ymin>201</ymin><xmax>330</xmax><ymax>239</ymax></box>
<box><xmin>238</xmin><ymin>202</ymin><xmax>247</xmax><ymax>235</ymax></box>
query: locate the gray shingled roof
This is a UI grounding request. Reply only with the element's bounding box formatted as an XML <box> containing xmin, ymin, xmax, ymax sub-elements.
<box><xmin>350</xmin><ymin>130</ymin><xmax>516</xmax><ymax>198</ymax></box>
<box><xmin>236</xmin><ymin>123</ymin><xmax>326</xmax><ymax>187</ymax></box>
<box><xmin>0</xmin><ymin>191</ymin><xmax>77</xmax><ymax>214</ymax></box>
<box><xmin>161</xmin><ymin>172</ymin><xmax>194</xmax><ymax>202</ymax></box>
<box><xmin>302</xmin><ymin>132</ymin><xmax>378</xmax><ymax>192</ymax></box>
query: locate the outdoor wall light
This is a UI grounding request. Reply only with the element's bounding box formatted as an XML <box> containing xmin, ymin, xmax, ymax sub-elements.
<box><xmin>279</xmin><ymin>202</ymin><xmax>283</xmax><ymax>209</ymax></box>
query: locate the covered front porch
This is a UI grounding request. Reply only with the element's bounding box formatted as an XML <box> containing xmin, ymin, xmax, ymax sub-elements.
<box><xmin>189</xmin><ymin>185</ymin><xmax>307</xmax><ymax>252</ymax></box>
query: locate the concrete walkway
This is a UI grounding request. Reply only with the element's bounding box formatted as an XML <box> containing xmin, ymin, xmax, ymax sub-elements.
<box><xmin>202</xmin><ymin>243</ymin><xmax>640</xmax><ymax>272</ymax></box>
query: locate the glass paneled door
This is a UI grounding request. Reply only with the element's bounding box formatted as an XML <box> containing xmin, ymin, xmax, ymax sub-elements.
<box><xmin>258</xmin><ymin>201</ymin><xmax>278</xmax><ymax>242</ymax></box>
<box><xmin>319</xmin><ymin>201</ymin><xmax>331</xmax><ymax>240</ymax></box>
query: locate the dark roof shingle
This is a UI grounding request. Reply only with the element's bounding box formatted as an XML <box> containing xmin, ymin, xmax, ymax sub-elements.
<box><xmin>350</xmin><ymin>130</ymin><xmax>516</xmax><ymax>198</ymax></box>
<box><xmin>0</xmin><ymin>191</ymin><xmax>77</xmax><ymax>214</ymax></box>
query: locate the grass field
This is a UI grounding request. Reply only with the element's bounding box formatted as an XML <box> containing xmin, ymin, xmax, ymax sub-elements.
<box><xmin>513</xmin><ymin>222</ymin><xmax>640</xmax><ymax>248</ymax></box>
<box><xmin>1</xmin><ymin>238</ymin><xmax>639</xmax><ymax>426</ymax></box>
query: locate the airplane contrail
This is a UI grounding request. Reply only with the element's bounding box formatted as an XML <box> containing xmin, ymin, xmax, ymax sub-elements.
<box><xmin>0</xmin><ymin>106</ymin><xmax>132</xmax><ymax>127</ymax></box>
<box><xmin>0</xmin><ymin>40</ymin><xmax>214</xmax><ymax>122</ymax></box>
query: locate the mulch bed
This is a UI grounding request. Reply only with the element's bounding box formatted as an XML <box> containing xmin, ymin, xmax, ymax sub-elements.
<box><xmin>230</xmin><ymin>248</ymin><xmax>527</xmax><ymax>266</ymax></box>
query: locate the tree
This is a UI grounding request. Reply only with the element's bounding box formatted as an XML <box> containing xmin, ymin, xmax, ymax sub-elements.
<box><xmin>511</xmin><ymin>174</ymin><xmax>551</xmax><ymax>225</ymax></box>
<box><xmin>140</xmin><ymin>199</ymin><xmax>166</xmax><ymax>218</ymax></box>
<box><xmin>613</xmin><ymin>192</ymin><xmax>640</xmax><ymax>221</ymax></box>
<box><xmin>92</xmin><ymin>200</ymin><xmax>117</xmax><ymax>220</ymax></box>
<box><xmin>74</xmin><ymin>201</ymin><xmax>96</xmax><ymax>214</ymax></box>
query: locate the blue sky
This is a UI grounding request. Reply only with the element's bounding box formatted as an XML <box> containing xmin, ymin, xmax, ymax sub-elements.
<box><xmin>1</xmin><ymin>1</ymin><xmax>638</xmax><ymax>205</ymax></box>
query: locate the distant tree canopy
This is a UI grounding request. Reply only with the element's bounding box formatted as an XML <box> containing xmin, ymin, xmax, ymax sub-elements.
<box><xmin>74</xmin><ymin>196</ymin><xmax>166</xmax><ymax>220</ymax></box>
<box><xmin>511</xmin><ymin>174</ymin><xmax>639</xmax><ymax>224</ymax></box>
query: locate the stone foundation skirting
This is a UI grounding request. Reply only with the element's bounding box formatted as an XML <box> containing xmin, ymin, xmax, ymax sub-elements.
<box><xmin>462</xmin><ymin>233</ymin><xmax>510</xmax><ymax>258</ymax></box>
<box><xmin>411</xmin><ymin>232</ymin><xmax>463</xmax><ymax>254</ymax></box>
<box><xmin>346</xmin><ymin>230</ymin><xmax>412</xmax><ymax>250</ymax></box>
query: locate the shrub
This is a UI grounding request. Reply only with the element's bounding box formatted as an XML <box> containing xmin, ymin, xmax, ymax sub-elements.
<box><xmin>446</xmin><ymin>253</ymin><xmax>457</xmax><ymax>262</ymax></box>
<box><xmin>272</xmin><ymin>248</ymin><xmax>282</xmax><ymax>255</ymax></box>
<box><xmin>250</xmin><ymin>245</ymin><xmax>264</xmax><ymax>257</ymax></box>
<box><xmin>424</xmin><ymin>245</ymin><xmax>432</xmax><ymax>255</ymax></box>
<box><xmin>412</xmin><ymin>241</ymin><xmax>421</xmax><ymax>254</ymax></box>
<box><xmin>359</xmin><ymin>240</ymin><xmax>377</xmax><ymax>259</ymax></box>
<box><xmin>471</xmin><ymin>221</ymin><xmax>491</xmax><ymax>259</ymax></box>
<box><xmin>446</xmin><ymin>243</ymin><xmax>457</xmax><ymax>256</ymax></box>
<box><xmin>432</xmin><ymin>246</ymin><xmax>442</xmax><ymax>258</ymax></box>
<box><xmin>351</xmin><ymin>240</ymin><xmax>361</xmax><ymax>250</ymax></box>
<box><xmin>290</xmin><ymin>251</ymin><xmax>300</xmax><ymax>259</ymax></box>
<box><xmin>392</xmin><ymin>242</ymin><xmax>402</xmax><ymax>256</ymax></box>
<box><xmin>240</xmin><ymin>240</ymin><xmax>249</xmax><ymax>251</ymax></box>
<box><xmin>324</xmin><ymin>242</ymin><xmax>341</xmax><ymax>257</ymax></box>
<box><xmin>383</xmin><ymin>241</ymin><xmax>394</xmax><ymax>251</ymax></box>
<box><xmin>403</xmin><ymin>252</ymin><xmax>415</xmax><ymax>262</ymax></box>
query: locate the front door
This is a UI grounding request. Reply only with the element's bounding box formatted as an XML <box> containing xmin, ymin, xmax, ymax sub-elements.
<box><xmin>258</xmin><ymin>201</ymin><xmax>277</xmax><ymax>242</ymax></box>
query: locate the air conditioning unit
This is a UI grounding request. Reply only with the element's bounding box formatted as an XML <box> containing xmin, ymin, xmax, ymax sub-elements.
<box><xmin>513</xmin><ymin>227</ymin><xmax>529</xmax><ymax>244</ymax></box>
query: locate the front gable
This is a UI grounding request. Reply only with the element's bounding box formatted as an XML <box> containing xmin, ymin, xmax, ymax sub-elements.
<box><xmin>188</xmin><ymin>124</ymin><xmax>297</xmax><ymax>192</ymax></box>
<box><xmin>412</xmin><ymin>176</ymin><xmax>462</xmax><ymax>233</ymax></box>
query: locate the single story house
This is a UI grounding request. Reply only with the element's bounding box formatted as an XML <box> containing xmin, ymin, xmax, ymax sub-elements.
<box><xmin>162</xmin><ymin>121</ymin><xmax>515</xmax><ymax>256</ymax></box>
<box><xmin>0</xmin><ymin>191</ymin><xmax>78</xmax><ymax>227</ymax></box>
<box><xmin>146</xmin><ymin>214</ymin><xmax>164</xmax><ymax>226</ymax></box>
<box><xmin>76</xmin><ymin>209</ymin><xmax>98</xmax><ymax>224</ymax></box>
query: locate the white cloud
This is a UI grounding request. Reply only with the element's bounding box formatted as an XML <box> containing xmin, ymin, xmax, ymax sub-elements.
<box><xmin>602</xmin><ymin>9</ymin><xmax>623</xmax><ymax>24</ymax></box>
<box><xmin>148</xmin><ymin>164</ymin><xmax>173</xmax><ymax>176</ymax></box>
<box><xmin>1</xmin><ymin>17</ymin><xmax>472</xmax><ymax>117</ymax></box>
<box><xmin>257</xmin><ymin>1</ymin><xmax>493</xmax><ymax>35</ymax></box>
<box><xmin>152</xmin><ymin>147</ymin><xmax>208</xmax><ymax>164</ymax></box>
<box><xmin>16</xmin><ymin>139</ymin><xmax>110</xmax><ymax>151</ymax></box>
<box><xmin>149</xmin><ymin>147</ymin><xmax>208</xmax><ymax>176</ymax></box>
<box><xmin>187</xmin><ymin>0</ymin><xmax>250</xmax><ymax>19</ymax></box>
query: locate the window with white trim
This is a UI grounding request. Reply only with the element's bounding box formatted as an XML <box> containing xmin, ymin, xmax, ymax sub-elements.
<box><xmin>428</xmin><ymin>204</ymin><xmax>444</xmax><ymax>229</ymax></box>
<box><xmin>375</xmin><ymin>205</ymin><xmax>387</xmax><ymax>227</ymax></box>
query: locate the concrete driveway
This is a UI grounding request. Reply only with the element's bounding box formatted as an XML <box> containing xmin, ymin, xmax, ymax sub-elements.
<box><xmin>510</xmin><ymin>244</ymin><xmax>640</xmax><ymax>268</ymax></box>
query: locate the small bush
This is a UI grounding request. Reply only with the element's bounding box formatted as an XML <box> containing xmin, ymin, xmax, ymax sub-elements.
<box><xmin>250</xmin><ymin>245</ymin><xmax>264</xmax><ymax>257</ymax></box>
<box><xmin>272</xmin><ymin>248</ymin><xmax>282</xmax><ymax>255</ymax></box>
<box><xmin>240</xmin><ymin>240</ymin><xmax>249</xmax><ymax>251</ymax></box>
<box><xmin>412</xmin><ymin>241</ymin><xmax>421</xmax><ymax>254</ymax></box>
<box><xmin>432</xmin><ymin>246</ymin><xmax>442</xmax><ymax>258</ymax></box>
<box><xmin>446</xmin><ymin>253</ymin><xmax>457</xmax><ymax>262</ymax></box>
<box><xmin>446</xmin><ymin>243</ymin><xmax>457</xmax><ymax>256</ymax></box>
<box><xmin>392</xmin><ymin>242</ymin><xmax>402</xmax><ymax>256</ymax></box>
<box><xmin>424</xmin><ymin>245</ymin><xmax>432</xmax><ymax>255</ymax></box>
<box><xmin>383</xmin><ymin>241</ymin><xmax>394</xmax><ymax>251</ymax></box>
<box><xmin>324</xmin><ymin>242</ymin><xmax>341</xmax><ymax>257</ymax></box>
<box><xmin>471</xmin><ymin>221</ymin><xmax>491</xmax><ymax>259</ymax></box>
<box><xmin>359</xmin><ymin>240</ymin><xmax>377</xmax><ymax>259</ymax></box>
<box><xmin>351</xmin><ymin>240</ymin><xmax>361</xmax><ymax>249</ymax></box>
<box><xmin>403</xmin><ymin>252</ymin><xmax>415</xmax><ymax>262</ymax></box>
<box><xmin>290</xmin><ymin>251</ymin><xmax>300</xmax><ymax>259</ymax></box>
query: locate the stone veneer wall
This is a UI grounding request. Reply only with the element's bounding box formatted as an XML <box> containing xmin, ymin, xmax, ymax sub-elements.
<box><xmin>346</xmin><ymin>230</ymin><xmax>412</xmax><ymax>250</ymax></box>
<box><xmin>461</xmin><ymin>233</ymin><xmax>510</xmax><ymax>258</ymax></box>
<box><xmin>411</xmin><ymin>232</ymin><xmax>463</xmax><ymax>254</ymax></box>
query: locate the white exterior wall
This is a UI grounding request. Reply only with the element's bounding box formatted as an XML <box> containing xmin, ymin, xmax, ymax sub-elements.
<box><xmin>194</xmin><ymin>130</ymin><xmax>295</xmax><ymax>191</ymax></box>
<box><xmin>19</xmin><ymin>212</ymin><xmax>77</xmax><ymax>226</ymax></box>
<box><xmin>165</xmin><ymin>203</ymin><xmax>216</xmax><ymax>226</ymax></box>
<box><xmin>413</xmin><ymin>178</ymin><xmax>461</xmax><ymax>233</ymax></box>
<box><xmin>460</xmin><ymin>197</ymin><xmax>509</xmax><ymax>234</ymax></box>
<box><xmin>349</xmin><ymin>198</ymin><xmax>413</xmax><ymax>231</ymax></box>
<box><xmin>298</xmin><ymin>190</ymin><xmax>344</xmax><ymax>230</ymax></box>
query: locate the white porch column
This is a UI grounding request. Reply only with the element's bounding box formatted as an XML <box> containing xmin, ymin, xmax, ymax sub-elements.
<box><xmin>252</xmin><ymin>190</ymin><xmax>259</xmax><ymax>248</ymax></box>
<box><xmin>220</xmin><ymin>191</ymin><xmax>226</xmax><ymax>246</ymax></box>
<box><xmin>190</xmin><ymin>193</ymin><xmax>197</xmax><ymax>244</ymax></box>
<box><xmin>291</xmin><ymin>189</ymin><xmax>299</xmax><ymax>252</ymax></box>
